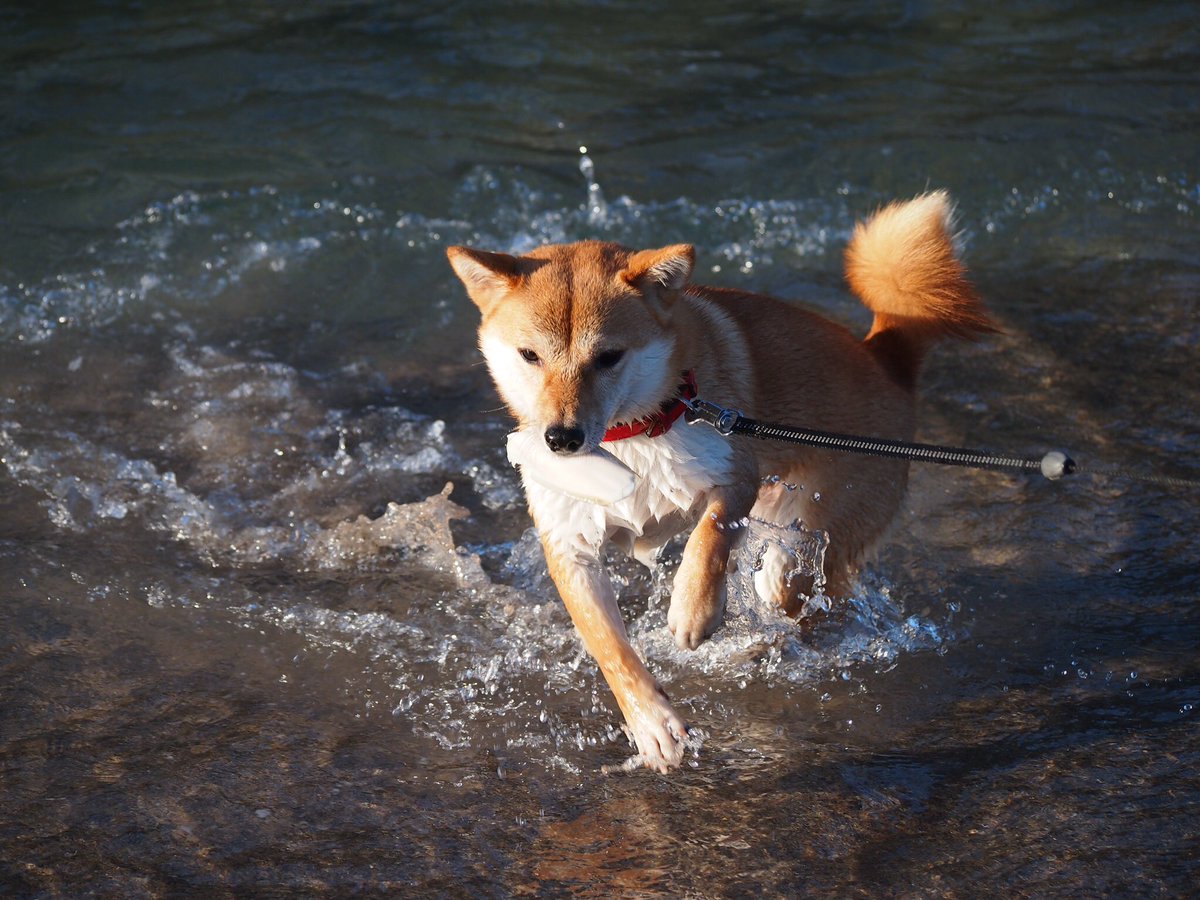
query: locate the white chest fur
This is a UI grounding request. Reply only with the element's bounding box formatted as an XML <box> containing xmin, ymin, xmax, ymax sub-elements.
<box><xmin>524</xmin><ymin>421</ymin><xmax>734</xmax><ymax>564</ymax></box>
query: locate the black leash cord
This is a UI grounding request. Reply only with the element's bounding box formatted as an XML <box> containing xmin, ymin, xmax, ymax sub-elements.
<box><xmin>684</xmin><ymin>398</ymin><xmax>1200</xmax><ymax>489</ymax></box>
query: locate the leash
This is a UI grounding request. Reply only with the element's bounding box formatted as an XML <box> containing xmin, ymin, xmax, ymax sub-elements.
<box><xmin>683</xmin><ymin>397</ymin><xmax>1200</xmax><ymax>490</ymax></box>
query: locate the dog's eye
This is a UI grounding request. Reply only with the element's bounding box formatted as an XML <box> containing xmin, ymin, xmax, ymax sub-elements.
<box><xmin>518</xmin><ymin>348</ymin><xmax>540</xmax><ymax>365</ymax></box>
<box><xmin>593</xmin><ymin>349</ymin><xmax>625</xmax><ymax>370</ymax></box>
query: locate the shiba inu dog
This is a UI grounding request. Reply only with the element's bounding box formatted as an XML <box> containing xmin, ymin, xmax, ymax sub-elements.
<box><xmin>447</xmin><ymin>191</ymin><xmax>996</xmax><ymax>772</ymax></box>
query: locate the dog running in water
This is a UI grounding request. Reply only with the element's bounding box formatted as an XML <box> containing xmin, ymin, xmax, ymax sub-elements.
<box><xmin>447</xmin><ymin>191</ymin><xmax>996</xmax><ymax>772</ymax></box>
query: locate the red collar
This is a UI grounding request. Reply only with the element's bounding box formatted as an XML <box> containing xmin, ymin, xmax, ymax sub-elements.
<box><xmin>602</xmin><ymin>370</ymin><xmax>698</xmax><ymax>442</ymax></box>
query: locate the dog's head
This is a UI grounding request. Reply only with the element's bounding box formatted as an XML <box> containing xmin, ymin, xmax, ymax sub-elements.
<box><xmin>447</xmin><ymin>240</ymin><xmax>693</xmax><ymax>454</ymax></box>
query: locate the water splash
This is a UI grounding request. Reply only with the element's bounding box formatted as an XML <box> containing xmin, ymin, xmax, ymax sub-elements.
<box><xmin>452</xmin><ymin>158</ymin><xmax>856</xmax><ymax>267</ymax></box>
<box><xmin>0</xmin><ymin>344</ymin><xmax>469</xmax><ymax>569</ymax></box>
<box><xmin>746</xmin><ymin>515</ymin><xmax>831</xmax><ymax>608</ymax></box>
<box><xmin>578</xmin><ymin>146</ymin><xmax>609</xmax><ymax>226</ymax></box>
<box><xmin>2</xmin><ymin>347</ymin><xmax>955</xmax><ymax>775</ymax></box>
<box><xmin>601</xmin><ymin>726</ymin><xmax>708</xmax><ymax>775</ymax></box>
<box><xmin>0</xmin><ymin>154</ymin><xmax>985</xmax><ymax>773</ymax></box>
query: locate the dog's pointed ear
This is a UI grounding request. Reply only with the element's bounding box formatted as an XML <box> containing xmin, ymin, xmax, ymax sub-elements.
<box><xmin>620</xmin><ymin>244</ymin><xmax>694</xmax><ymax>306</ymax></box>
<box><xmin>447</xmin><ymin>246</ymin><xmax>522</xmax><ymax>314</ymax></box>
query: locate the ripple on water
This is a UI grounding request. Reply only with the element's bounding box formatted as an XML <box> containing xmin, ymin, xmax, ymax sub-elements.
<box><xmin>5</xmin><ymin>147</ymin><xmax>1193</xmax><ymax>347</ymax></box>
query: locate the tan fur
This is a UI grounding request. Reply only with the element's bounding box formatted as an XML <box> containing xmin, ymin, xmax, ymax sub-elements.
<box><xmin>447</xmin><ymin>191</ymin><xmax>995</xmax><ymax>771</ymax></box>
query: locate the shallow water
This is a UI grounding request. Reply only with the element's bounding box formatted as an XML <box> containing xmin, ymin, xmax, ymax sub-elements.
<box><xmin>2</xmin><ymin>1</ymin><xmax>1199</xmax><ymax>895</ymax></box>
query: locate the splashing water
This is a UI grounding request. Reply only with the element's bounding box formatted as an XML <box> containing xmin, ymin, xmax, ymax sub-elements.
<box><xmin>0</xmin><ymin>153</ymin><xmax>975</xmax><ymax>780</ymax></box>
<box><xmin>601</xmin><ymin>725</ymin><xmax>709</xmax><ymax>775</ymax></box>
<box><xmin>578</xmin><ymin>146</ymin><xmax>609</xmax><ymax>226</ymax></box>
<box><xmin>1</xmin><ymin>318</ymin><xmax>950</xmax><ymax>779</ymax></box>
<box><xmin>3</xmin><ymin>4</ymin><xmax>1197</xmax><ymax>892</ymax></box>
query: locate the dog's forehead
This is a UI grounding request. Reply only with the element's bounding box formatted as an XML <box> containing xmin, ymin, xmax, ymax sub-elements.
<box><xmin>499</xmin><ymin>241</ymin><xmax>650</xmax><ymax>344</ymax></box>
<box><xmin>523</xmin><ymin>241</ymin><xmax>631</xmax><ymax>301</ymax></box>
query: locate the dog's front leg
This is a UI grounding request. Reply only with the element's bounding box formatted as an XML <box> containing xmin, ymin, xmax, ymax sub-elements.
<box><xmin>668</xmin><ymin>482</ymin><xmax>757</xmax><ymax>650</ymax></box>
<box><xmin>542</xmin><ymin>541</ymin><xmax>688</xmax><ymax>773</ymax></box>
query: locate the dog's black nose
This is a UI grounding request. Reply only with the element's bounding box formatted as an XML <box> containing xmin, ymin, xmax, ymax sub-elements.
<box><xmin>544</xmin><ymin>425</ymin><xmax>585</xmax><ymax>455</ymax></box>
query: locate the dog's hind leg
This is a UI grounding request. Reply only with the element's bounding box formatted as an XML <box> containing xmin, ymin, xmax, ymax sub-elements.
<box><xmin>752</xmin><ymin>541</ymin><xmax>806</xmax><ymax>615</ymax></box>
<box><xmin>749</xmin><ymin>475</ymin><xmax>859</xmax><ymax>613</ymax></box>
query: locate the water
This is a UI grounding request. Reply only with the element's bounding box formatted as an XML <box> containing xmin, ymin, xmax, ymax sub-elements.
<box><xmin>2</xmin><ymin>1</ymin><xmax>1198</xmax><ymax>894</ymax></box>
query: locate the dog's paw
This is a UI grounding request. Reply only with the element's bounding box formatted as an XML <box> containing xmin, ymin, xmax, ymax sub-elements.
<box><xmin>667</xmin><ymin>574</ymin><xmax>726</xmax><ymax>650</ymax></box>
<box><xmin>623</xmin><ymin>692</ymin><xmax>690</xmax><ymax>773</ymax></box>
<box><xmin>667</xmin><ymin>600</ymin><xmax>721</xmax><ymax>650</ymax></box>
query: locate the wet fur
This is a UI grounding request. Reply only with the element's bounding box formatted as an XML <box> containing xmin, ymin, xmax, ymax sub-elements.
<box><xmin>447</xmin><ymin>191</ymin><xmax>996</xmax><ymax>771</ymax></box>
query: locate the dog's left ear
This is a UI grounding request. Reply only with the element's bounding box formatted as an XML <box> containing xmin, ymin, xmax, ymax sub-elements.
<box><xmin>620</xmin><ymin>244</ymin><xmax>695</xmax><ymax>307</ymax></box>
<box><xmin>446</xmin><ymin>246</ymin><xmax>523</xmax><ymax>315</ymax></box>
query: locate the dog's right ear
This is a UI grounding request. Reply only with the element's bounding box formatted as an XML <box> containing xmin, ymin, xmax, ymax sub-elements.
<box><xmin>446</xmin><ymin>246</ymin><xmax>522</xmax><ymax>315</ymax></box>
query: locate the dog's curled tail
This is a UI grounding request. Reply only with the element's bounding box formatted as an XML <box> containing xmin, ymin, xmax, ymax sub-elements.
<box><xmin>846</xmin><ymin>190</ymin><xmax>998</xmax><ymax>388</ymax></box>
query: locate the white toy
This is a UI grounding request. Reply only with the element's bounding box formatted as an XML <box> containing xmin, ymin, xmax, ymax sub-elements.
<box><xmin>505</xmin><ymin>429</ymin><xmax>636</xmax><ymax>506</ymax></box>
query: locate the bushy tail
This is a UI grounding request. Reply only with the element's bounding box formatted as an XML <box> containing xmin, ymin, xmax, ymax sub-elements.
<box><xmin>845</xmin><ymin>190</ymin><xmax>997</xmax><ymax>388</ymax></box>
